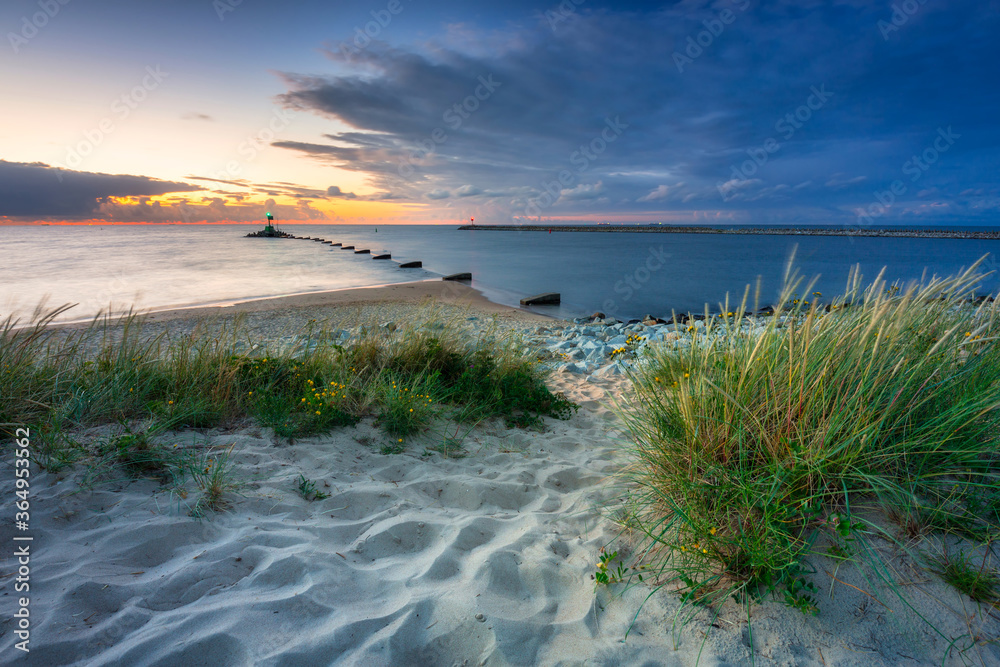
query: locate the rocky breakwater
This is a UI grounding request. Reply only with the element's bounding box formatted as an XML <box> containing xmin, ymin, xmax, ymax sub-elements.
<box><xmin>521</xmin><ymin>314</ymin><xmax>772</xmax><ymax>383</ymax></box>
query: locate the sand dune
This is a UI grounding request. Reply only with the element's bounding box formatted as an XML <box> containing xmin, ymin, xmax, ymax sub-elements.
<box><xmin>2</xmin><ymin>289</ymin><xmax>998</xmax><ymax>666</ymax></box>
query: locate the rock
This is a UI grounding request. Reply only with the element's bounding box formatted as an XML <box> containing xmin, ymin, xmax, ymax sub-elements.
<box><xmin>558</xmin><ymin>362</ymin><xmax>587</xmax><ymax>374</ymax></box>
<box><xmin>372</xmin><ymin>253</ymin><xmax>391</xmax><ymax>259</ymax></box>
<box><xmin>520</xmin><ymin>292</ymin><xmax>561</xmax><ymax>305</ymax></box>
<box><xmin>354</xmin><ymin>248</ymin><xmax>371</xmax><ymax>254</ymax></box>
<box><xmin>442</xmin><ymin>272</ymin><xmax>472</xmax><ymax>281</ymax></box>
<box><xmin>595</xmin><ymin>363</ymin><xmax>625</xmax><ymax>377</ymax></box>
<box><xmin>380</xmin><ymin>322</ymin><xmax>396</xmax><ymax>332</ymax></box>
<box><xmin>590</xmin><ymin>311</ymin><xmax>606</xmax><ymax>320</ymax></box>
<box><xmin>602</xmin><ymin>318</ymin><xmax>620</xmax><ymax>326</ymax></box>
<box><xmin>398</xmin><ymin>261</ymin><xmax>422</xmax><ymax>268</ymax></box>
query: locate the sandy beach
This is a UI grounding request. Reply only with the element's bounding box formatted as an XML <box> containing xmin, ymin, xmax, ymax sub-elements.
<box><xmin>2</xmin><ymin>282</ymin><xmax>998</xmax><ymax>666</ymax></box>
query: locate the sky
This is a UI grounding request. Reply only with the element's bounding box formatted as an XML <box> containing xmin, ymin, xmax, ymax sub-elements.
<box><xmin>1</xmin><ymin>0</ymin><xmax>998</xmax><ymax>226</ymax></box>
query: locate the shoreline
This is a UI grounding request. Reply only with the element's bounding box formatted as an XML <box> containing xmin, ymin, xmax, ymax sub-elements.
<box><xmin>44</xmin><ymin>279</ymin><xmax>561</xmax><ymax>333</ymax></box>
<box><xmin>459</xmin><ymin>224</ymin><xmax>1000</xmax><ymax>239</ymax></box>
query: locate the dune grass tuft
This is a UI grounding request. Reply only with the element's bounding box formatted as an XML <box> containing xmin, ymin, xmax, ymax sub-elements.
<box><xmin>607</xmin><ymin>258</ymin><xmax>1000</xmax><ymax>631</ymax></box>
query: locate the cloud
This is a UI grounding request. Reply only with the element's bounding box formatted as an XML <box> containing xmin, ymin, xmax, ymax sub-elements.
<box><xmin>824</xmin><ymin>174</ymin><xmax>867</xmax><ymax>189</ymax></box>
<box><xmin>0</xmin><ymin>160</ymin><xmax>200</xmax><ymax>220</ymax></box>
<box><xmin>326</xmin><ymin>185</ymin><xmax>357</xmax><ymax>199</ymax></box>
<box><xmin>637</xmin><ymin>183</ymin><xmax>686</xmax><ymax>202</ymax></box>
<box><xmin>559</xmin><ymin>182</ymin><xmax>604</xmax><ymax>201</ymax></box>
<box><xmin>182</xmin><ymin>112</ymin><xmax>214</xmax><ymax>121</ymax></box>
<box><xmin>426</xmin><ymin>189</ymin><xmax>451</xmax><ymax>200</ymax></box>
<box><xmin>270</xmin><ymin>1</ymin><xmax>1000</xmax><ymax>225</ymax></box>
<box><xmin>456</xmin><ymin>185</ymin><xmax>483</xmax><ymax>197</ymax></box>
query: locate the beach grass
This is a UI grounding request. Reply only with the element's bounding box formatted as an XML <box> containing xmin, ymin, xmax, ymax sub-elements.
<box><xmin>1</xmin><ymin>304</ymin><xmax>575</xmax><ymax>500</ymax></box>
<box><xmin>608</xmin><ymin>260</ymin><xmax>1000</xmax><ymax>630</ymax></box>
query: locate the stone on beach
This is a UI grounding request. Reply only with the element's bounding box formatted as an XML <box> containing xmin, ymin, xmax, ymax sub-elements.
<box><xmin>520</xmin><ymin>292</ymin><xmax>561</xmax><ymax>305</ymax></box>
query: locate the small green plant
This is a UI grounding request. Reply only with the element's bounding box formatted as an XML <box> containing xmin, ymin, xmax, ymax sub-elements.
<box><xmin>594</xmin><ymin>549</ymin><xmax>633</xmax><ymax>587</ymax></box>
<box><xmin>31</xmin><ymin>420</ymin><xmax>82</xmax><ymax>473</ymax></box>
<box><xmin>380</xmin><ymin>438</ymin><xmax>407</xmax><ymax>455</ymax></box>
<box><xmin>91</xmin><ymin>425</ymin><xmax>183</xmax><ymax>482</ymax></box>
<box><xmin>186</xmin><ymin>444</ymin><xmax>240</xmax><ymax>515</ymax></box>
<box><xmin>424</xmin><ymin>435</ymin><xmax>468</xmax><ymax>459</ymax></box>
<box><xmin>375</xmin><ymin>374</ymin><xmax>438</xmax><ymax>437</ymax></box>
<box><xmin>296</xmin><ymin>474</ymin><xmax>329</xmax><ymax>501</ymax></box>
<box><xmin>929</xmin><ymin>551</ymin><xmax>1000</xmax><ymax>604</ymax></box>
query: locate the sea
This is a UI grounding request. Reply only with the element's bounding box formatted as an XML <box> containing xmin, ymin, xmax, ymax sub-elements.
<box><xmin>4</xmin><ymin>223</ymin><xmax>1000</xmax><ymax>324</ymax></box>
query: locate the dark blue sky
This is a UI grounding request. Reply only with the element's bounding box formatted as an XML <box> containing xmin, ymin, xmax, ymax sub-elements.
<box><xmin>2</xmin><ymin>0</ymin><xmax>998</xmax><ymax>225</ymax></box>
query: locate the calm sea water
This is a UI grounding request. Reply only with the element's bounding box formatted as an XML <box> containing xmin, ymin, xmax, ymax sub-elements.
<box><xmin>3</xmin><ymin>223</ymin><xmax>1000</xmax><ymax>323</ymax></box>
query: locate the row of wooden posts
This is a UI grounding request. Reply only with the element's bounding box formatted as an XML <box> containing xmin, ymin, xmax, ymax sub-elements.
<box><xmin>284</xmin><ymin>235</ymin><xmax>558</xmax><ymax>303</ymax></box>
<box><xmin>291</xmin><ymin>236</ymin><xmax>475</xmax><ymax>282</ymax></box>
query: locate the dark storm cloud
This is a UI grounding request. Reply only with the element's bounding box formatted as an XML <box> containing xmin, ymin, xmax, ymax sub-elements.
<box><xmin>274</xmin><ymin>0</ymin><xmax>1000</xmax><ymax>224</ymax></box>
<box><xmin>0</xmin><ymin>160</ymin><xmax>200</xmax><ymax>219</ymax></box>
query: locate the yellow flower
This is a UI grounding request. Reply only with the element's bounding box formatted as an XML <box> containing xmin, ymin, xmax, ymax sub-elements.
<box><xmin>684</xmin><ymin>372</ymin><xmax>690</xmax><ymax>378</ymax></box>
<box><xmin>168</xmin><ymin>400</ymin><xmax>174</xmax><ymax>405</ymax></box>
<box><xmin>702</xmin><ymin>548</ymin><xmax>708</xmax><ymax>554</ymax></box>
<box><xmin>398</xmin><ymin>438</ymin><xmax>403</xmax><ymax>442</ymax></box>
<box><xmin>709</xmin><ymin>527</ymin><xmax>717</xmax><ymax>535</ymax></box>
<box><xmin>409</xmin><ymin>408</ymin><xmax>413</xmax><ymax>412</ymax></box>
<box><xmin>315</xmin><ymin>410</ymin><xmax>321</xmax><ymax>415</ymax></box>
